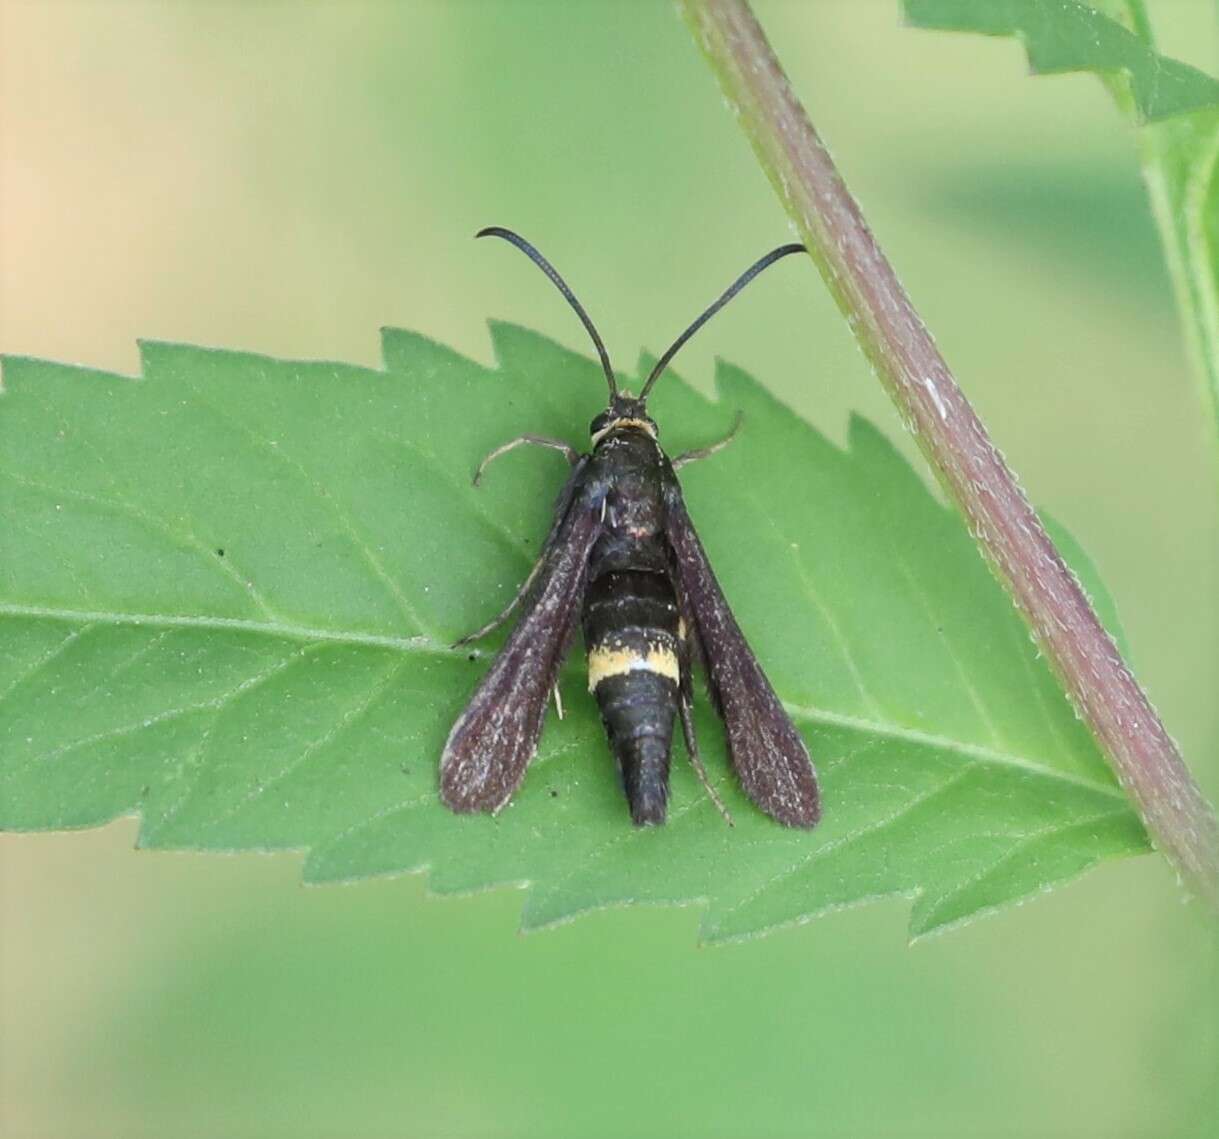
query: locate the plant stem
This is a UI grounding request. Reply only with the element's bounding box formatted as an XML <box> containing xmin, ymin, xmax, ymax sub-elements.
<box><xmin>1135</xmin><ymin>113</ymin><xmax>1219</xmax><ymax>480</ymax></box>
<box><xmin>1110</xmin><ymin>4</ymin><xmax>1219</xmax><ymax>484</ymax></box>
<box><xmin>1095</xmin><ymin>1</ymin><xmax>1219</xmax><ymax>482</ymax></box>
<box><xmin>679</xmin><ymin>0</ymin><xmax>1219</xmax><ymax>912</ymax></box>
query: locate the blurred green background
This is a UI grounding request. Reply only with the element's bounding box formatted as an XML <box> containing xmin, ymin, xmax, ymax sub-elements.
<box><xmin>2</xmin><ymin>2</ymin><xmax>1218</xmax><ymax>1136</ymax></box>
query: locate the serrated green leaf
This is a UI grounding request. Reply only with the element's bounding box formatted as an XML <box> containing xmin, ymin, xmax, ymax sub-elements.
<box><xmin>903</xmin><ymin>0</ymin><xmax>1219</xmax><ymax>473</ymax></box>
<box><xmin>903</xmin><ymin>0</ymin><xmax>1219</xmax><ymax>122</ymax></box>
<box><xmin>0</xmin><ymin>325</ymin><xmax>1148</xmax><ymax>941</ymax></box>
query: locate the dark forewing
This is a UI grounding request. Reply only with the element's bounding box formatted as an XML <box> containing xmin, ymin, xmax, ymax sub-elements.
<box><xmin>440</xmin><ymin>477</ymin><xmax>603</xmax><ymax>814</ymax></box>
<box><xmin>664</xmin><ymin>478</ymin><xmax>820</xmax><ymax>827</ymax></box>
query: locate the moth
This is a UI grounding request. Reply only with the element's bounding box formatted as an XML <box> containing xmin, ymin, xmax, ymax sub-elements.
<box><xmin>440</xmin><ymin>227</ymin><xmax>820</xmax><ymax>828</ymax></box>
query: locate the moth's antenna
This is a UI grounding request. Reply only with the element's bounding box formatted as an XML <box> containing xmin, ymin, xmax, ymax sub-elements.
<box><xmin>640</xmin><ymin>243</ymin><xmax>806</xmax><ymax>400</ymax></box>
<box><xmin>476</xmin><ymin>226</ymin><xmax>617</xmax><ymax>398</ymax></box>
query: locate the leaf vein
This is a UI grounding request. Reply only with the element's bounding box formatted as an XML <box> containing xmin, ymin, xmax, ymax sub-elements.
<box><xmin>184</xmin><ymin>396</ymin><xmax>432</xmax><ymax>637</ymax></box>
<box><xmin>367</xmin><ymin>426</ymin><xmax>539</xmax><ymax>566</ymax></box>
<box><xmin>148</xmin><ymin>647</ymin><xmax>318</xmax><ymax>835</ymax></box>
<box><xmin>918</xmin><ymin>807</ymin><xmax>1138</xmax><ymax>931</ymax></box>
<box><xmin>202</xmin><ymin>657</ymin><xmax>409</xmax><ymax>830</ymax></box>
<box><xmin>0</xmin><ymin>603</ymin><xmax>444</xmax><ymax>656</ymax></box>
<box><xmin>2</xmin><ymin>469</ymin><xmax>281</xmax><ymax>621</ymax></box>
<box><xmin>732</xmin><ymin>477</ymin><xmax>886</xmax><ymax>719</ymax></box>
<box><xmin>0</xmin><ymin>624</ymin><xmax>93</xmax><ymax>706</ymax></box>
<box><xmin>783</xmin><ymin>700</ymin><xmax>1127</xmax><ymax>800</ymax></box>
<box><xmin>890</xmin><ymin>556</ymin><xmax>1007</xmax><ymax>750</ymax></box>
<box><xmin>720</xmin><ymin>767</ymin><xmax>972</xmax><ymax>922</ymax></box>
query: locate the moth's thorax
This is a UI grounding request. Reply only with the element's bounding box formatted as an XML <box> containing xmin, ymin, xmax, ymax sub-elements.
<box><xmin>606</xmin><ymin>470</ymin><xmax>664</xmax><ymax>537</ymax></box>
<box><xmin>592</xmin><ymin>423</ymin><xmax>663</xmax><ymax>464</ymax></box>
<box><xmin>593</xmin><ymin>424</ymin><xmax>664</xmax><ymax>510</ymax></box>
<box><xmin>586</xmin><ymin>432</ymin><xmax>669</xmax><ymax>576</ymax></box>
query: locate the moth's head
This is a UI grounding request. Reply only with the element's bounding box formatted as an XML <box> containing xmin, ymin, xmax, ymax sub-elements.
<box><xmin>589</xmin><ymin>394</ymin><xmax>658</xmax><ymax>446</ymax></box>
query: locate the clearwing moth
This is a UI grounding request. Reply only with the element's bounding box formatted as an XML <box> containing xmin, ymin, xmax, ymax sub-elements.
<box><xmin>440</xmin><ymin>227</ymin><xmax>820</xmax><ymax>828</ymax></box>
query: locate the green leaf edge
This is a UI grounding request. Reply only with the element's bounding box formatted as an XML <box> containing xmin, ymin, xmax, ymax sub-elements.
<box><xmin>903</xmin><ymin>0</ymin><xmax>1219</xmax><ymax>493</ymax></box>
<box><xmin>902</xmin><ymin>0</ymin><xmax>1219</xmax><ymax>123</ymax></box>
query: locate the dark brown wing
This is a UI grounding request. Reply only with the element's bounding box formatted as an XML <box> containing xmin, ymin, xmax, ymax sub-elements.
<box><xmin>440</xmin><ymin>478</ymin><xmax>603</xmax><ymax>814</ymax></box>
<box><xmin>664</xmin><ymin>477</ymin><xmax>820</xmax><ymax>828</ymax></box>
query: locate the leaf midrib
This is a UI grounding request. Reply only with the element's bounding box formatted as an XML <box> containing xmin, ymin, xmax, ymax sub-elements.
<box><xmin>0</xmin><ymin>601</ymin><xmax>438</xmax><ymax>656</ymax></box>
<box><xmin>1</xmin><ymin>601</ymin><xmax>1126</xmax><ymax>802</ymax></box>
<box><xmin>785</xmin><ymin>701</ymin><xmax>1126</xmax><ymax>802</ymax></box>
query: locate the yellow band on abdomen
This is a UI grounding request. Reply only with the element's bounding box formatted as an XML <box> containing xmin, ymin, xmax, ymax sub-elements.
<box><xmin>587</xmin><ymin>643</ymin><xmax>680</xmax><ymax>691</ymax></box>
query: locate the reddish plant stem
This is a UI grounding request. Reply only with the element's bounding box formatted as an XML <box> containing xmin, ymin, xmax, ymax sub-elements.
<box><xmin>679</xmin><ymin>0</ymin><xmax>1219</xmax><ymax>910</ymax></box>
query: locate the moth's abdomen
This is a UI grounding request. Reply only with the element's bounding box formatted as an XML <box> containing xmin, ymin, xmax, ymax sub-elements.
<box><xmin>583</xmin><ymin>570</ymin><xmax>681</xmax><ymax>826</ymax></box>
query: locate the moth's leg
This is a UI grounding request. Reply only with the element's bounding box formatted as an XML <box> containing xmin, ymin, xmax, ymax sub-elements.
<box><xmin>454</xmin><ymin>566</ymin><xmax>543</xmax><ymax>647</ymax></box>
<box><xmin>552</xmin><ymin>683</ymin><xmax>565</xmax><ymax>721</ymax></box>
<box><xmin>474</xmin><ymin>435</ymin><xmax>580</xmax><ymax>486</ymax></box>
<box><xmin>454</xmin><ymin>454</ymin><xmax>589</xmax><ymax>648</ymax></box>
<box><xmin>675</xmin><ymin>604</ymin><xmax>733</xmax><ymax>825</ymax></box>
<box><xmin>678</xmin><ymin>685</ymin><xmax>733</xmax><ymax>826</ymax></box>
<box><xmin>672</xmin><ymin>412</ymin><xmax>744</xmax><ymax>470</ymax></box>
<box><xmin>672</xmin><ymin>592</ymin><xmax>726</xmax><ymax>824</ymax></box>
